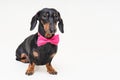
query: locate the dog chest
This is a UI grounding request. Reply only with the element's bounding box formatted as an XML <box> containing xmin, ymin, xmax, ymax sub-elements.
<box><xmin>32</xmin><ymin>43</ymin><xmax>57</xmax><ymax>65</ymax></box>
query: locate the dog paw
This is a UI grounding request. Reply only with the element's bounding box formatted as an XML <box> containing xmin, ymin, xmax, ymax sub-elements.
<box><xmin>25</xmin><ymin>70</ymin><xmax>34</xmax><ymax>75</ymax></box>
<box><xmin>48</xmin><ymin>70</ymin><xmax>57</xmax><ymax>75</ymax></box>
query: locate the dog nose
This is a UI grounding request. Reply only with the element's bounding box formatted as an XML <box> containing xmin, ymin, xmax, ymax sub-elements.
<box><xmin>50</xmin><ymin>28</ymin><xmax>55</xmax><ymax>33</ymax></box>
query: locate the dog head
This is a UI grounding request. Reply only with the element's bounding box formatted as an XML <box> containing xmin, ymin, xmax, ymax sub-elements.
<box><xmin>30</xmin><ymin>8</ymin><xmax>64</xmax><ymax>38</ymax></box>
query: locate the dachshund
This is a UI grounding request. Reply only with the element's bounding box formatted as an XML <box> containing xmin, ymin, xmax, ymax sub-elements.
<box><xmin>15</xmin><ymin>8</ymin><xmax>64</xmax><ymax>75</ymax></box>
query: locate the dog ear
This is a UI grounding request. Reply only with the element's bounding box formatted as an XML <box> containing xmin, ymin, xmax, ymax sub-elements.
<box><xmin>58</xmin><ymin>13</ymin><xmax>64</xmax><ymax>33</ymax></box>
<box><xmin>30</xmin><ymin>14</ymin><xmax>38</xmax><ymax>31</ymax></box>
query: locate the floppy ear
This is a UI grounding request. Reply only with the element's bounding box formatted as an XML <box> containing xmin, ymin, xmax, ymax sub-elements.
<box><xmin>58</xmin><ymin>18</ymin><xmax>64</xmax><ymax>33</ymax></box>
<box><xmin>30</xmin><ymin>14</ymin><xmax>38</xmax><ymax>31</ymax></box>
<box><xmin>58</xmin><ymin>12</ymin><xmax>64</xmax><ymax>33</ymax></box>
<box><xmin>58</xmin><ymin>19</ymin><xmax>64</xmax><ymax>33</ymax></box>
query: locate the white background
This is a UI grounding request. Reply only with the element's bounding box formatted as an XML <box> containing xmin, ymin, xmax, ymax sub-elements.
<box><xmin>0</xmin><ymin>0</ymin><xmax>120</xmax><ymax>80</ymax></box>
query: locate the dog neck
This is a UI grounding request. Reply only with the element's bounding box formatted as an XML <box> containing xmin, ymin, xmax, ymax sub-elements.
<box><xmin>38</xmin><ymin>32</ymin><xmax>54</xmax><ymax>39</ymax></box>
<box><xmin>37</xmin><ymin>33</ymin><xmax>59</xmax><ymax>46</ymax></box>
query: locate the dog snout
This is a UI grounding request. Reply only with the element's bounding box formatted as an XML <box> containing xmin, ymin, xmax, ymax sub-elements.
<box><xmin>50</xmin><ymin>24</ymin><xmax>56</xmax><ymax>33</ymax></box>
<box><xmin>49</xmin><ymin>22</ymin><xmax>56</xmax><ymax>33</ymax></box>
<box><xmin>50</xmin><ymin>28</ymin><xmax>56</xmax><ymax>33</ymax></box>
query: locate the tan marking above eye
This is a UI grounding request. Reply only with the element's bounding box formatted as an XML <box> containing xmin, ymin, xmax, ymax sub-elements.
<box><xmin>46</xmin><ymin>13</ymin><xmax>49</xmax><ymax>16</ymax></box>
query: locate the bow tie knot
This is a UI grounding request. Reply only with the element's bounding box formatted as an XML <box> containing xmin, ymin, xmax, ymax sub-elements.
<box><xmin>37</xmin><ymin>33</ymin><xmax>59</xmax><ymax>47</ymax></box>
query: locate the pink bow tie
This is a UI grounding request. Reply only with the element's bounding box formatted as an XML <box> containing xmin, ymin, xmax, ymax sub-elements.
<box><xmin>37</xmin><ymin>33</ymin><xmax>59</xmax><ymax>47</ymax></box>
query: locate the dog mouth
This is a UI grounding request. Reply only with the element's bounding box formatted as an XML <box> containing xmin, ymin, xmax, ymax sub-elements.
<box><xmin>44</xmin><ymin>28</ymin><xmax>56</xmax><ymax>38</ymax></box>
<box><xmin>45</xmin><ymin>33</ymin><xmax>54</xmax><ymax>38</ymax></box>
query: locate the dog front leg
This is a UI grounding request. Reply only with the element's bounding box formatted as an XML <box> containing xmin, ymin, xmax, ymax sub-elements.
<box><xmin>25</xmin><ymin>63</ymin><xmax>35</xmax><ymax>75</ymax></box>
<box><xmin>46</xmin><ymin>63</ymin><xmax>57</xmax><ymax>75</ymax></box>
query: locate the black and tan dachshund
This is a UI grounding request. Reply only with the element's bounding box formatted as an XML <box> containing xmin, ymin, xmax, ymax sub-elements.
<box><xmin>16</xmin><ymin>8</ymin><xmax>64</xmax><ymax>75</ymax></box>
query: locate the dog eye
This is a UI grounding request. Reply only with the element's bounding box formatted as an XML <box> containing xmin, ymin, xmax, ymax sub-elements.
<box><xmin>42</xmin><ymin>13</ymin><xmax>48</xmax><ymax>19</ymax></box>
<box><xmin>54</xmin><ymin>14</ymin><xmax>58</xmax><ymax>17</ymax></box>
<box><xmin>42</xmin><ymin>15</ymin><xmax>47</xmax><ymax>18</ymax></box>
<box><xmin>54</xmin><ymin>14</ymin><xmax>59</xmax><ymax>20</ymax></box>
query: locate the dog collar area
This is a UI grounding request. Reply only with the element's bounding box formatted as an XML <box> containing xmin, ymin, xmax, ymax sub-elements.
<box><xmin>37</xmin><ymin>33</ymin><xmax>59</xmax><ymax>46</ymax></box>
